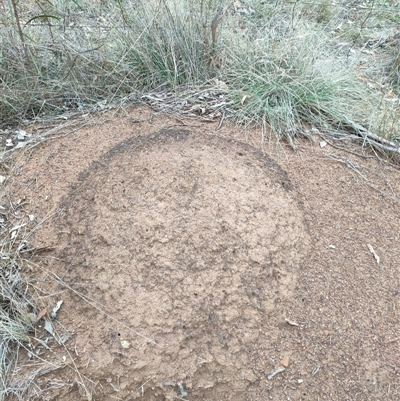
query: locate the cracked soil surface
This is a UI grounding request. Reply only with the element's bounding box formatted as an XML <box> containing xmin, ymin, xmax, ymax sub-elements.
<box><xmin>8</xmin><ymin>105</ymin><xmax>400</xmax><ymax>400</ymax></box>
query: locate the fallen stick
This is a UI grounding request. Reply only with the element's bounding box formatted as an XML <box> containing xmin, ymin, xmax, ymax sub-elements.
<box><xmin>344</xmin><ymin>117</ymin><xmax>400</xmax><ymax>155</ymax></box>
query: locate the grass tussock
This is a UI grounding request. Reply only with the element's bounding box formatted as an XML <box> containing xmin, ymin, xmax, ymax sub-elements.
<box><xmin>223</xmin><ymin>26</ymin><xmax>370</xmax><ymax>135</ymax></box>
<box><xmin>0</xmin><ymin>0</ymin><xmax>399</xmax><ymax>143</ymax></box>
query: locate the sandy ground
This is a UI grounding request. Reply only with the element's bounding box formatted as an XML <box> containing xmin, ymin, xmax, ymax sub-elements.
<box><xmin>8</xmin><ymin>105</ymin><xmax>400</xmax><ymax>400</ymax></box>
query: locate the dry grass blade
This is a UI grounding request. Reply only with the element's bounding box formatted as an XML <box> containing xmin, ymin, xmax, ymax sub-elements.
<box><xmin>0</xmin><ymin>210</ymin><xmax>38</xmax><ymax>400</ymax></box>
<box><xmin>0</xmin><ymin>0</ymin><xmax>399</xmax><ymax>161</ymax></box>
<box><xmin>0</xmin><ymin>177</ymin><xmax>83</xmax><ymax>400</ymax></box>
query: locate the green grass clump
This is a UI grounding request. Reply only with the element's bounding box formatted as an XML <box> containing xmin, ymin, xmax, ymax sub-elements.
<box><xmin>1</xmin><ymin>0</ymin><xmax>400</xmax><ymax>142</ymax></box>
<box><xmin>222</xmin><ymin>27</ymin><xmax>373</xmax><ymax>137</ymax></box>
<box><xmin>0</xmin><ymin>0</ymin><xmax>224</xmax><ymax>125</ymax></box>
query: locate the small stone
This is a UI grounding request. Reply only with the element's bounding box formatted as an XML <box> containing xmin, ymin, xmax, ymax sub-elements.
<box><xmin>120</xmin><ymin>340</ymin><xmax>130</xmax><ymax>349</ymax></box>
<box><xmin>120</xmin><ymin>381</ymin><xmax>129</xmax><ymax>390</ymax></box>
<box><xmin>298</xmin><ymin>379</ymin><xmax>303</xmax><ymax>384</ymax></box>
<box><xmin>177</xmin><ymin>382</ymin><xmax>188</xmax><ymax>397</ymax></box>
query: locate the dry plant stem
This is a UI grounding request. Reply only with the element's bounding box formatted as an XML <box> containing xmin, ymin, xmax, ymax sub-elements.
<box><xmin>348</xmin><ymin>0</ymin><xmax>376</xmax><ymax>55</ymax></box>
<box><xmin>291</xmin><ymin>0</ymin><xmax>300</xmax><ymax>30</ymax></box>
<box><xmin>38</xmin><ymin>263</ymin><xmax>159</xmax><ymax>346</ymax></box>
<box><xmin>345</xmin><ymin>118</ymin><xmax>400</xmax><ymax>155</ymax></box>
<box><xmin>2</xmin><ymin>121</ymin><xmax>93</xmax><ymax>165</ymax></box>
<box><xmin>33</xmin><ymin>1</ymin><xmax>55</xmax><ymax>41</ymax></box>
<box><xmin>10</xmin><ymin>0</ymin><xmax>25</xmax><ymax>48</ymax></box>
<box><xmin>9</xmin><ymin>0</ymin><xmax>32</xmax><ymax>67</ymax></box>
<box><xmin>22</xmin><ymin>334</ymin><xmax>95</xmax><ymax>401</ymax></box>
<box><xmin>322</xmin><ymin>137</ymin><xmax>374</xmax><ymax>159</ymax></box>
<box><xmin>326</xmin><ymin>154</ymin><xmax>368</xmax><ymax>180</ymax></box>
<box><xmin>326</xmin><ymin>154</ymin><xmax>400</xmax><ymax>204</ymax></box>
<box><xmin>211</xmin><ymin>9</ymin><xmax>224</xmax><ymax>46</ymax></box>
<box><xmin>216</xmin><ymin>112</ymin><xmax>225</xmax><ymax>130</ymax></box>
<box><xmin>211</xmin><ymin>2</ymin><xmax>233</xmax><ymax>46</ymax></box>
<box><xmin>160</xmin><ymin>0</ymin><xmax>174</xmax><ymax>21</ymax></box>
<box><xmin>286</xmin><ymin>133</ymin><xmax>297</xmax><ymax>152</ymax></box>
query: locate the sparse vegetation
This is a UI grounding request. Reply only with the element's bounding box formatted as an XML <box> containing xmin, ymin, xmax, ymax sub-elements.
<box><xmin>1</xmin><ymin>0</ymin><xmax>400</xmax><ymax>398</ymax></box>
<box><xmin>1</xmin><ymin>1</ymin><xmax>399</xmax><ymax>141</ymax></box>
<box><xmin>0</xmin><ymin>205</ymin><xmax>41</xmax><ymax>400</ymax></box>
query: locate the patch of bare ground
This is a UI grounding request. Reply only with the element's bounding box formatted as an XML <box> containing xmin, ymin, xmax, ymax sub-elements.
<box><xmin>8</xmin><ymin>105</ymin><xmax>400</xmax><ymax>400</ymax></box>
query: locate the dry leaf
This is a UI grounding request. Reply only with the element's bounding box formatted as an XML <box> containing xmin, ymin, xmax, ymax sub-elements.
<box><xmin>240</xmin><ymin>94</ymin><xmax>252</xmax><ymax>105</ymax></box>
<box><xmin>367</xmin><ymin>244</ymin><xmax>380</xmax><ymax>264</ymax></box>
<box><xmin>44</xmin><ymin>319</ymin><xmax>54</xmax><ymax>336</ymax></box>
<box><xmin>280</xmin><ymin>356</ymin><xmax>290</xmax><ymax>367</ymax></box>
<box><xmin>50</xmin><ymin>300</ymin><xmax>63</xmax><ymax>319</ymax></box>
<box><xmin>285</xmin><ymin>318</ymin><xmax>300</xmax><ymax>326</ymax></box>
<box><xmin>268</xmin><ymin>366</ymin><xmax>285</xmax><ymax>380</ymax></box>
<box><xmin>36</xmin><ymin>308</ymin><xmax>48</xmax><ymax>322</ymax></box>
<box><xmin>9</xmin><ymin>223</ymin><xmax>26</xmax><ymax>234</ymax></box>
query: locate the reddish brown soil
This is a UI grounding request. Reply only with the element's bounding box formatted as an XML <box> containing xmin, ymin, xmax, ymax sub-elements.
<box><xmin>8</xmin><ymin>106</ymin><xmax>400</xmax><ymax>400</ymax></box>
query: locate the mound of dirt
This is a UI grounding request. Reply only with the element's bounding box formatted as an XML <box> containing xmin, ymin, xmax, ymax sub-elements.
<box><xmin>11</xmin><ymin>107</ymin><xmax>400</xmax><ymax>401</ymax></box>
<box><xmin>41</xmin><ymin>129</ymin><xmax>309</xmax><ymax>400</ymax></box>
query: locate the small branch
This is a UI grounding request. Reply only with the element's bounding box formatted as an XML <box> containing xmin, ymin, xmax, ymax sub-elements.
<box><xmin>347</xmin><ymin>0</ymin><xmax>375</xmax><ymax>56</ymax></box>
<box><xmin>10</xmin><ymin>0</ymin><xmax>25</xmax><ymax>46</ymax></box>
<box><xmin>344</xmin><ymin>117</ymin><xmax>400</xmax><ymax>156</ymax></box>
<box><xmin>211</xmin><ymin>9</ymin><xmax>223</xmax><ymax>46</ymax></box>
<box><xmin>211</xmin><ymin>2</ymin><xmax>233</xmax><ymax>46</ymax></box>
<box><xmin>10</xmin><ymin>0</ymin><xmax>33</xmax><ymax>66</ymax></box>
<box><xmin>323</xmin><ymin>137</ymin><xmax>374</xmax><ymax>159</ymax></box>
<box><xmin>291</xmin><ymin>0</ymin><xmax>300</xmax><ymax>30</ymax></box>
